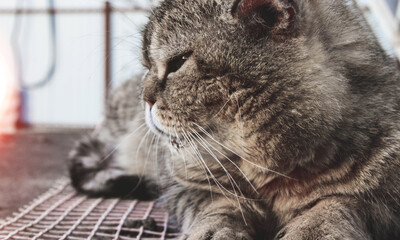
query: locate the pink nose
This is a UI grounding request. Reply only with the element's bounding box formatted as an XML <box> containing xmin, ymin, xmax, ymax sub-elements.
<box><xmin>143</xmin><ymin>97</ymin><xmax>155</xmax><ymax>108</ymax></box>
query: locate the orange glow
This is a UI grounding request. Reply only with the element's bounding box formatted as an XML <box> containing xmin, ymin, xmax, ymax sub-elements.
<box><xmin>0</xmin><ymin>36</ymin><xmax>18</xmax><ymax>134</ymax></box>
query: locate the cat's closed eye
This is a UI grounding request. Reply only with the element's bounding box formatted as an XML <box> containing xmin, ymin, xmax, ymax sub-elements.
<box><xmin>165</xmin><ymin>51</ymin><xmax>192</xmax><ymax>77</ymax></box>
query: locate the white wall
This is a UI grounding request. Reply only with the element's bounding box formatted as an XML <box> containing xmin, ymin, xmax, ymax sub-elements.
<box><xmin>0</xmin><ymin>0</ymin><xmax>152</xmax><ymax>126</ymax></box>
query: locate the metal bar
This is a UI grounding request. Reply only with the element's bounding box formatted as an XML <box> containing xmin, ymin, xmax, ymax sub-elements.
<box><xmin>0</xmin><ymin>181</ymin><xmax>180</xmax><ymax>239</ymax></box>
<box><xmin>104</xmin><ymin>1</ymin><xmax>112</xmax><ymax>103</ymax></box>
<box><xmin>31</xmin><ymin>196</ymin><xmax>87</xmax><ymax>240</ymax></box>
<box><xmin>135</xmin><ymin>202</ymin><xmax>155</xmax><ymax>240</ymax></box>
<box><xmin>3</xmin><ymin>192</ymin><xmax>77</xmax><ymax>239</ymax></box>
<box><xmin>113</xmin><ymin>200</ymin><xmax>138</xmax><ymax>240</ymax></box>
<box><xmin>0</xmin><ymin>179</ymin><xmax>69</xmax><ymax>230</ymax></box>
<box><xmin>59</xmin><ymin>198</ymin><xmax>104</xmax><ymax>240</ymax></box>
<box><xmin>160</xmin><ymin>213</ymin><xmax>169</xmax><ymax>240</ymax></box>
<box><xmin>135</xmin><ymin>226</ymin><xmax>144</xmax><ymax>240</ymax></box>
<box><xmin>0</xmin><ymin>7</ymin><xmax>150</xmax><ymax>15</ymax></box>
<box><xmin>87</xmin><ymin>199</ymin><xmax>120</xmax><ymax>239</ymax></box>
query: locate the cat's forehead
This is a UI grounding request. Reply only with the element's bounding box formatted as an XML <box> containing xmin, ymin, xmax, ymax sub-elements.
<box><xmin>150</xmin><ymin>1</ymin><xmax>229</xmax><ymax>37</ymax></box>
<box><xmin>145</xmin><ymin>1</ymin><xmax>216</xmax><ymax>57</ymax></box>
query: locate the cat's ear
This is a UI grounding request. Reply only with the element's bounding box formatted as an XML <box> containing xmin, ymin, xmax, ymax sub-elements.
<box><xmin>231</xmin><ymin>0</ymin><xmax>298</xmax><ymax>38</ymax></box>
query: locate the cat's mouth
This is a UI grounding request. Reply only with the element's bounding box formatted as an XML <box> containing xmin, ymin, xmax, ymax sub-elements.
<box><xmin>145</xmin><ymin>103</ymin><xmax>186</xmax><ymax>149</ymax></box>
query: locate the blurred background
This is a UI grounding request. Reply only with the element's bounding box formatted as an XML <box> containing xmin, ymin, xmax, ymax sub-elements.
<box><xmin>0</xmin><ymin>0</ymin><xmax>155</xmax><ymax>131</ymax></box>
<box><xmin>0</xmin><ymin>0</ymin><xmax>399</xmax><ymax>131</ymax></box>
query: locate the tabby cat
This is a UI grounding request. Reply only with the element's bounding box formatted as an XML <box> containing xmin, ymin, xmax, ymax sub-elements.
<box><xmin>69</xmin><ymin>0</ymin><xmax>400</xmax><ymax>239</ymax></box>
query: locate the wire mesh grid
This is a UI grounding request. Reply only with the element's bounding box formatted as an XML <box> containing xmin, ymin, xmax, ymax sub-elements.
<box><xmin>0</xmin><ymin>178</ymin><xmax>180</xmax><ymax>240</ymax></box>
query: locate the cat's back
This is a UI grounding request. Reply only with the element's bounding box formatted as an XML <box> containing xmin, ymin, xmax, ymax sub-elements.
<box><xmin>102</xmin><ymin>76</ymin><xmax>143</xmax><ymax>140</ymax></box>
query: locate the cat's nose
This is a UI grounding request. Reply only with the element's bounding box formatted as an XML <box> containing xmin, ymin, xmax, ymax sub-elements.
<box><xmin>143</xmin><ymin>96</ymin><xmax>155</xmax><ymax>108</ymax></box>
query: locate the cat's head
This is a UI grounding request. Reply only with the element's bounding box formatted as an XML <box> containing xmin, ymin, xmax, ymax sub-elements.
<box><xmin>141</xmin><ymin>0</ymin><xmax>351</xmax><ymax>186</ymax></box>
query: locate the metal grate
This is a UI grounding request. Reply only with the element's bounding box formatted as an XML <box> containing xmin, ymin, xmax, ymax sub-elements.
<box><xmin>0</xmin><ymin>178</ymin><xmax>180</xmax><ymax>240</ymax></box>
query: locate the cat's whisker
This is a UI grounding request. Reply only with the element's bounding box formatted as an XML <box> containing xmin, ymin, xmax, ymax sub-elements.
<box><xmin>180</xmin><ymin>128</ymin><xmax>234</xmax><ymax>204</ymax></box>
<box><xmin>189</xmin><ymin>131</ymin><xmax>252</xmax><ymax>203</ymax></box>
<box><xmin>181</xmin><ymin>129</ymin><xmax>210</xmax><ymax>173</ymax></box>
<box><xmin>142</xmin><ymin>45</ymin><xmax>168</xmax><ymax>52</ymax></box>
<box><xmin>212</xmin><ymin>95</ymin><xmax>233</xmax><ymax>119</ymax></box>
<box><xmin>189</xmin><ymin>129</ymin><xmax>245</xmax><ymax>193</ymax></box>
<box><xmin>185</xmin><ymin>130</ymin><xmax>245</xmax><ymax>201</ymax></box>
<box><xmin>188</xmin><ymin>151</ymin><xmax>217</xmax><ymax>203</ymax></box>
<box><xmin>174</xmin><ymin>127</ymin><xmax>188</xmax><ymax>179</ymax></box>
<box><xmin>181</xmin><ymin>126</ymin><xmax>223</xmax><ymax>183</ymax></box>
<box><xmin>180</xmin><ymin>145</ymin><xmax>214</xmax><ymax>202</ymax></box>
<box><xmin>123</xmin><ymin>128</ymin><xmax>153</xmax><ymax>197</ymax></box>
<box><xmin>154</xmin><ymin>135</ymin><xmax>161</xmax><ymax>182</ymax></box>
<box><xmin>142</xmin><ymin>46</ymin><xmax>169</xmax><ymax>59</ymax></box>
<box><xmin>131</xmin><ymin>131</ymin><xmax>157</xmax><ymax>196</ymax></box>
<box><xmin>189</xmin><ymin>127</ymin><xmax>258</xmax><ymax>195</ymax></box>
<box><xmin>100</xmin><ymin>121</ymin><xmax>147</xmax><ymax>163</ymax></box>
<box><xmin>109</xmin><ymin>5</ymin><xmax>150</xmax><ymax>35</ymax></box>
<box><xmin>167</xmin><ymin>124</ymin><xmax>177</xmax><ymax>174</ymax></box>
<box><xmin>135</xmin><ymin>128</ymin><xmax>152</xmax><ymax>167</ymax></box>
<box><xmin>193</xmin><ymin>123</ymin><xmax>296</xmax><ymax>181</ymax></box>
<box><xmin>144</xmin><ymin>133</ymin><xmax>157</xmax><ymax>174</ymax></box>
<box><xmin>112</xmin><ymin>59</ymin><xmax>142</xmax><ymax>81</ymax></box>
<box><xmin>181</xmin><ymin>125</ymin><xmax>243</xmax><ymax>199</ymax></box>
<box><xmin>188</xmin><ymin>130</ymin><xmax>248</xmax><ymax>224</ymax></box>
<box><xmin>234</xmin><ymin>94</ymin><xmax>245</xmax><ymax>139</ymax></box>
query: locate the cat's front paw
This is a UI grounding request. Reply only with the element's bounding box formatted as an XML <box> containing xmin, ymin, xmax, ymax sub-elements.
<box><xmin>181</xmin><ymin>228</ymin><xmax>251</xmax><ymax>240</ymax></box>
<box><xmin>180</xmin><ymin>221</ymin><xmax>251</xmax><ymax>240</ymax></box>
<box><xmin>68</xmin><ymin>137</ymin><xmax>112</xmax><ymax>191</ymax></box>
<box><xmin>274</xmin><ymin>199</ymin><xmax>371</xmax><ymax>240</ymax></box>
<box><xmin>274</xmin><ymin>224</ymin><xmax>362</xmax><ymax>240</ymax></box>
<box><xmin>68</xmin><ymin>136</ymin><xmax>158</xmax><ymax>199</ymax></box>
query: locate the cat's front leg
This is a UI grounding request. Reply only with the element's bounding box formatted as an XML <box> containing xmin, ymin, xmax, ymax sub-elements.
<box><xmin>181</xmin><ymin>199</ymin><xmax>255</xmax><ymax>240</ymax></box>
<box><xmin>274</xmin><ymin>197</ymin><xmax>372</xmax><ymax>240</ymax></box>
<box><xmin>170</xmin><ymin>188</ymin><xmax>258</xmax><ymax>240</ymax></box>
<box><xmin>68</xmin><ymin>134</ymin><xmax>158</xmax><ymax>200</ymax></box>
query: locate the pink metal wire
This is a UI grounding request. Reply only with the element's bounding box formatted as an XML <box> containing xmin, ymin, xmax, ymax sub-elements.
<box><xmin>0</xmin><ymin>178</ymin><xmax>180</xmax><ymax>240</ymax></box>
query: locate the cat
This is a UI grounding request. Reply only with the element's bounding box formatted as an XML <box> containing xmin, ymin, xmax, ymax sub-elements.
<box><xmin>68</xmin><ymin>0</ymin><xmax>400</xmax><ymax>239</ymax></box>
